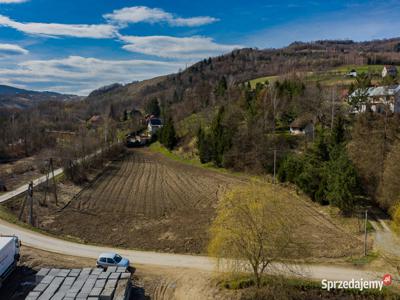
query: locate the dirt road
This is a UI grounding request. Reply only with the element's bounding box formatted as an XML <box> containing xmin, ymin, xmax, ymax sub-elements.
<box><xmin>0</xmin><ymin>168</ymin><xmax>63</xmax><ymax>203</ymax></box>
<box><xmin>0</xmin><ymin>218</ymin><xmax>385</xmax><ymax>282</ymax></box>
<box><xmin>370</xmin><ymin>217</ymin><xmax>400</xmax><ymax>258</ymax></box>
<box><xmin>0</xmin><ymin>147</ymin><xmax>105</xmax><ymax>203</ymax></box>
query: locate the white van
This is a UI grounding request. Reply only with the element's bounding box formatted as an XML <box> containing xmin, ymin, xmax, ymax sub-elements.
<box><xmin>0</xmin><ymin>236</ymin><xmax>20</xmax><ymax>288</ymax></box>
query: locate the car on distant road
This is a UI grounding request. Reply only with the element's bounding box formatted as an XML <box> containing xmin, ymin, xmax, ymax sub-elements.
<box><xmin>96</xmin><ymin>252</ymin><xmax>130</xmax><ymax>269</ymax></box>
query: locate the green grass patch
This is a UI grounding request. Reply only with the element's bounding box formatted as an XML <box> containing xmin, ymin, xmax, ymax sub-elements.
<box><xmin>249</xmin><ymin>75</ymin><xmax>279</xmax><ymax>88</ymax></box>
<box><xmin>347</xmin><ymin>251</ymin><xmax>379</xmax><ymax>266</ymax></box>
<box><xmin>220</xmin><ymin>274</ymin><xmax>320</xmax><ymax>291</ymax></box>
<box><xmin>333</xmin><ymin>64</ymin><xmax>387</xmax><ymax>75</ymax></box>
<box><xmin>247</xmin><ymin>64</ymin><xmax>392</xmax><ymax>89</ymax></box>
<box><xmin>367</xmin><ymin>220</ymin><xmax>375</xmax><ymax>232</ymax></box>
<box><xmin>148</xmin><ymin>142</ymin><xmax>246</xmax><ymax>178</ymax></box>
<box><xmin>176</xmin><ymin>111</ymin><xmax>210</xmax><ymax>137</ymax></box>
<box><xmin>220</xmin><ymin>274</ymin><xmax>398</xmax><ymax>298</ymax></box>
<box><xmin>0</xmin><ymin>204</ymin><xmax>86</xmax><ymax>244</ymax></box>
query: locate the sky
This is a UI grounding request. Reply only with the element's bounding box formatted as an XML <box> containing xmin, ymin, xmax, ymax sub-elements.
<box><xmin>0</xmin><ymin>0</ymin><xmax>399</xmax><ymax>95</ymax></box>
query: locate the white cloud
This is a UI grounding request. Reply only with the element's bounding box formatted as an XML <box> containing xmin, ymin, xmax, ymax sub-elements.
<box><xmin>0</xmin><ymin>43</ymin><xmax>28</xmax><ymax>56</ymax></box>
<box><xmin>0</xmin><ymin>56</ymin><xmax>184</xmax><ymax>95</ymax></box>
<box><xmin>120</xmin><ymin>35</ymin><xmax>241</xmax><ymax>59</ymax></box>
<box><xmin>104</xmin><ymin>6</ymin><xmax>218</xmax><ymax>27</ymax></box>
<box><xmin>0</xmin><ymin>15</ymin><xmax>117</xmax><ymax>38</ymax></box>
<box><xmin>0</xmin><ymin>0</ymin><xmax>28</xmax><ymax>3</ymax></box>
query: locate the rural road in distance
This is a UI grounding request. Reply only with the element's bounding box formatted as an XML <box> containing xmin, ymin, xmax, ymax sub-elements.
<box><xmin>0</xmin><ymin>218</ymin><xmax>383</xmax><ymax>282</ymax></box>
<box><xmin>0</xmin><ymin>147</ymin><xmax>106</xmax><ymax>204</ymax></box>
<box><xmin>0</xmin><ymin>168</ymin><xmax>64</xmax><ymax>204</ymax></box>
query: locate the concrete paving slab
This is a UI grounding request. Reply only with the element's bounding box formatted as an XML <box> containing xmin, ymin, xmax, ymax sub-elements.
<box><xmin>28</xmin><ymin>267</ymin><xmax>131</xmax><ymax>300</ymax></box>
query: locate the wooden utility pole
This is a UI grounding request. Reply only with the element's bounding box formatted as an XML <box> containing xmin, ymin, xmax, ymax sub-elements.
<box><xmin>18</xmin><ymin>190</ymin><xmax>27</xmax><ymax>221</ymax></box>
<box><xmin>18</xmin><ymin>181</ymin><xmax>36</xmax><ymax>226</ymax></box>
<box><xmin>43</xmin><ymin>158</ymin><xmax>58</xmax><ymax>206</ymax></box>
<box><xmin>273</xmin><ymin>149</ymin><xmax>277</xmax><ymax>184</ymax></box>
<box><xmin>330</xmin><ymin>87</ymin><xmax>336</xmax><ymax>132</ymax></box>
<box><xmin>50</xmin><ymin>158</ymin><xmax>58</xmax><ymax>206</ymax></box>
<box><xmin>272</xmin><ymin>87</ymin><xmax>277</xmax><ymax>185</ymax></box>
<box><xmin>27</xmin><ymin>182</ymin><xmax>34</xmax><ymax>226</ymax></box>
<box><xmin>364</xmin><ymin>210</ymin><xmax>368</xmax><ymax>256</ymax></box>
<box><xmin>43</xmin><ymin>171</ymin><xmax>49</xmax><ymax>206</ymax></box>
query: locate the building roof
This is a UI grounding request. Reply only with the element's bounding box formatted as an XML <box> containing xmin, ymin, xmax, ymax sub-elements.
<box><xmin>350</xmin><ymin>85</ymin><xmax>400</xmax><ymax>98</ymax></box>
<box><xmin>290</xmin><ymin>114</ymin><xmax>314</xmax><ymax>129</ymax></box>
<box><xmin>149</xmin><ymin>118</ymin><xmax>162</xmax><ymax>126</ymax></box>
<box><xmin>88</xmin><ymin>115</ymin><xmax>104</xmax><ymax>124</ymax></box>
<box><xmin>384</xmin><ymin>65</ymin><xmax>398</xmax><ymax>72</ymax></box>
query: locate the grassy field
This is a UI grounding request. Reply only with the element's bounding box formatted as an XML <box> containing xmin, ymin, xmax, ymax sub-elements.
<box><xmin>248</xmin><ymin>64</ymin><xmax>396</xmax><ymax>88</ymax></box>
<box><xmin>248</xmin><ymin>75</ymin><xmax>279</xmax><ymax>88</ymax></box>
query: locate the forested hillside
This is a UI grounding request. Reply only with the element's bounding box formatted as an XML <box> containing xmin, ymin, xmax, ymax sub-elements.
<box><xmin>2</xmin><ymin>38</ymin><xmax>400</xmax><ymax>220</ymax></box>
<box><xmin>85</xmin><ymin>38</ymin><xmax>400</xmax><ymax>119</ymax></box>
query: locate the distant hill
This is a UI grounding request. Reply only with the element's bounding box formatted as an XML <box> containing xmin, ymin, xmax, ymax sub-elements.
<box><xmin>0</xmin><ymin>85</ymin><xmax>81</xmax><ymax>109</ymax></box>
<box><xmin>84</xmin><ymin>37</ymin><xmax>400</xmax><ymax>120</ymax></box>
<box><xmin>87</xmin><ymin>83</ymin><xmax>124</xmax><ymax>98</ymax></box>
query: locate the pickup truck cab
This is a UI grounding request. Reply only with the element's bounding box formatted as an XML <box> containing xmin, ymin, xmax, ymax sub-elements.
<box><xmin>96</xmin><ymin>252</ymin><xmax>129</xmax><ymax>269</ymax></box>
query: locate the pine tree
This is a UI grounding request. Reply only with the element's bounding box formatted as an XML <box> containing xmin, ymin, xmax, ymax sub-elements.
<box><xmin>160</xmin><ymin>117</ymin><xmax>177</xmax><ymax>150</ymax></box>
<box><xmin>325</xmin><ymin>146</ymin><xmax>360</xmax><ymax>213</ymax></box>
<box><xmin>109</xmin><ymin>104</ymin><xmax>117</xmax><ymax>120</ymax></box>
<box><xmin>312</xmin><ymin>126</ymin><xmax>330</xmax><ymax>162</ymax></box>
<box><xmin>145</xmin><ymin>98</ymin><xmax>161</xmax><ymax>117</ymax></box>
<box><xmin>214</xmin><ymin>76</ymin><xmax>228</xmax><ymax>97</ymax></box>
<box><xmin>379</xmin><ymin>140</ymin><xmax>400</xmax><ymax>209</ymax></box>
<box><xmin>197</xmin><ymin>127</ymin><xmax>212</xmax><ymax>163</ymax></box>
<box><xmin>123</xmin><ymin>109</ymin><xmax>128</xmax><ymax>121</ymax></box>
<box><xmin>210</xmin><ymin>106</ymin><xmax>228</xmax><ymax>166</ymax></box>
<box><xmin>331</xmin><ymin>116</ymin><xmax>346</xmax><ymax>146</ymax></box>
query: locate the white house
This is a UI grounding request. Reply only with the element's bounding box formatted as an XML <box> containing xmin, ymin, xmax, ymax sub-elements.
<box><xmin>382</xmin><ymin>65</ymin><xmax>398</xmax><ymax>78</ymax></box>
<box><xmin>346</xmin><ymin>69</ymin><xmax>357</xmax><ymax>77</ymax></box>
<box><xmin>147</xmin><ymin>118</ymin><xmax>163</xmax><ymax>135</ymax></box>
<box><xmin>349</xmin><ymin>85</ymin><xmax>400</xmax><ymax>113</ymax></box>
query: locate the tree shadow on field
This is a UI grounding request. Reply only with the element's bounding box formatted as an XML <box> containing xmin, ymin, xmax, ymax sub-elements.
<box><xmin>128</xmin><ymin>266</ymin><xmax>151</xmax><ymax>300</ymax></box>
<box><xmin>0</xmin><ymin>266</ymin><xmax>36</xmax><ymax>300</ymax></box>
<box><xmin>130</xmin><ymin>284</ymin><xmax>150</xmax><ymax>300</ymax></box>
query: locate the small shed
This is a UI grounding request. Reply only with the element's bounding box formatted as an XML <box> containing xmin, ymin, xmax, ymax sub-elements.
<box><xmin>290</xmin><ymin>115</ymin><xmax>314</xmax><ymax>136</ymax></box>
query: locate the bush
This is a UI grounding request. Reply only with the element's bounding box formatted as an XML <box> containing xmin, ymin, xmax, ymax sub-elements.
<box><xmin>63</xmin><ymin>161</ymin><xmax>88</xmax><ymax>185</ymax></box>
<box><xmin>277</xmin><ymin>154</ymin><xmax>303</xmax><ymax>183</ymax></box>
<box><xmin>159</xmin><ymin>117</ymin><xmax>177</xmax><ymax>150</ymax></box>
<box><xmin>391</xmin><ymin>203</ymin><xmax>400</xmax><ymax>232</ymax></box>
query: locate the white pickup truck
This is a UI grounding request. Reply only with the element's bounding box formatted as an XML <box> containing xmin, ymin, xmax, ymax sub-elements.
<box><xmin>0</xmin><ymin>236</ymin><xmax>20</xmax><ymax>288</ymax></box>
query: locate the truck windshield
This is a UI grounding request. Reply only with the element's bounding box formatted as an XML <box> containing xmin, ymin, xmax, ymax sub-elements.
<box><xmin>114</xmin><ymin>254</ymin><xmax>122</xmax><ymax>263</ymax></box>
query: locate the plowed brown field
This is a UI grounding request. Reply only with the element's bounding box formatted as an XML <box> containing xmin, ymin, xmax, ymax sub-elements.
<box><xmin>48</xmin><ymin>149</ymin><xmax>244</xmax><ymax>253</ymax></box>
